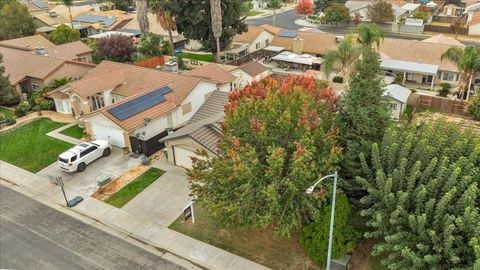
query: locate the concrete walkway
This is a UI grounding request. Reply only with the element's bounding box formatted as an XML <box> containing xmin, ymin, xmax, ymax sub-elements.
<box><xmin>0</xmin><ymin>110</ymin><xmax>75</xmax><ymax>132</ymax></box>
<box><xmin>46</xmin><ymin>122</ymin><xmax>83</xmax><ymax>145</ymax></box>
<box><xmin>0</xmin><ymin>161</ymin><xmax>269</xmax><ymax>270</ymax></box>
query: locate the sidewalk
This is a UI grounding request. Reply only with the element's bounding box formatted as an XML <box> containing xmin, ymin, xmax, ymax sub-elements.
<box><xmin>246</xmin><ymin>6</ymin><xmax>295</xmax><ymax>19</ymax></box>
<box><xmin>0</xmin><ymin>161</ymin><xmax>270</xmax><ymax>270</ymax></box>
<box><xmin>46</xmin><ymin>122</ymin><xmax>83</xmax><ymax>145</ymax></box>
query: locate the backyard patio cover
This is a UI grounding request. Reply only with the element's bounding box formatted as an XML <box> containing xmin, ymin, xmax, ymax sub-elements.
<box><xmin>271</xmin><ymin>51</ymin><xmax>323</xmax><ymax>66</ymax></box>
<box><xmin>380</xmin><ymin>58</ymin><xmax>439</xmax><ymax>76</ymax></box>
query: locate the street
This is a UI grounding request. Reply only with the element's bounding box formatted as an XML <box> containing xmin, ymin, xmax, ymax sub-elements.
<box><xmin>0</xmin><ymin>185</ymin><xmax>184</xmax><ymax>270</ymax></box>
<box><xmin>245</xmin><ymin>9</ymin><xmax>480</xmax><ymax>46</ymax></box>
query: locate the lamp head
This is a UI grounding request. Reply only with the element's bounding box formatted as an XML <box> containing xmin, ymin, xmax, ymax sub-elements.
<box><xmin>306</xmin><ymin>186</ymin><xmax>314</xmax><ymax>195</ymax></box>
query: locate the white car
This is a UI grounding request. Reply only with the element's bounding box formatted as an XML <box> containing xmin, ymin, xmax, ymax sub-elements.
<box><xmin>58</xmin><ymin>140</ymin><xmax>111</xmax><ymax>172</ymax></box>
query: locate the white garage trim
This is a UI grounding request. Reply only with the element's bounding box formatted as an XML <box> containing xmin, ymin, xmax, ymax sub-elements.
<box><xmin>91</xmin><ymin>123</ymin><xmax>126</xmax><ymax>147</ymax></box>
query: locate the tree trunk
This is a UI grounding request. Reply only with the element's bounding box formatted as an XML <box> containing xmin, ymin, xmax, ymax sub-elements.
<box><xmin>210</xmin><ymin>0</ymin><xmax>222</xmax><ymax>63</ymax></box>
<box><xmin>168</xmin><ymin>28</ymin><xmax>174</xmax><ymax>56</ymax></box>
<box><xmin>466</xmin><ymin>74</ymin><xmax>473</xmax><ymax>102</ymax></box>
<box><xmin>136</xmin><ymin>0</ymin><xmax>149</xmax><ymax>36</ymax></box>
<box><xmin>215</xmin><ymin>37</ymin><xmax>221</xmax><ymax>63</ymax></box>
<box><xmin>68</xmin><ymin>6</ymin><xmax>73</xmax><ymax>29</ymax></box>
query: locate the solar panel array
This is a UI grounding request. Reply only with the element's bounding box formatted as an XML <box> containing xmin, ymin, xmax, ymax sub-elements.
<box><xmin>32</xmin><ymin>0</ymin><xmax>48</xmax><ymax>9</ymax></box>
<box><xmin>278</xmin><ymin>30</ymin><xmax>298</xmax><ymax>38</ymax></box>
<box><xmin>108</xmin><ymin>86</ymin><xmax>173</xmax><ymax>121</ymax></box>
<box><xmin>74</xmin><ymin>14</ymin><xmax>118</xmax><ymax>28</ymax></box>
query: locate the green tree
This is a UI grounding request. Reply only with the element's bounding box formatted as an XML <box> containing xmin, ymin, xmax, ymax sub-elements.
<box><xmin>355</xmin><ymin>23</ymin><xmax>384</xmax><ymax>49</ymax></box>
<box><xmin>0</xmin><ymin>53</ymin><xmax>19</xmax><ymax>106</ymax></box>
<box><xmin>322</xmin><ymin>3</ymin><xmax>350</xmax><ymax>25</ymax></box>
<box><xmin>138</xmin><ymin>33</ymin><xmax>163</xmax><ymax>57</ymax></box>
<box><xmin>0</xmin><ymin>1</ymin><xmax>35</xmax><ymax>41</ymax></box>
<box><xmin>170</xmin><ymin>0</ymin><xmax>247</xmax><ymax>54</ymax></box>
<box><xmin>357</xmin><ymin>119</ymin><xmax>480</xmax><ymax>269</ymax></box>
<box><xmin>367</xmin><ymin>0</ymin><xmax>394</xmax><ymax>24</ymax></box>
<box><xmin>300</xmin><ymin>193</ymin><xmax>361</xmax><ymax>267</ymax></box>
<box><xmin>241</xmin><ymin>0</ymin><xmax>253</xmax><ymax>16</ymax></box>
<box><xmin>336</xmin><ymin>48</ymin><xmax>391</xmax><ymax>192</ymax></box>
<box><xmin>467</xmin><ymin>97</ymin><xmax>480</xmax><ymax>120</ymax></box>
<box><xmin>48</xmin><ymin>24</ymin><xmax>80</xmax><ymax>45</ymax></box>
<box><xmin>189</xmin><ymin>76</ymin><xmax>341</xmax><ymax>235</ymax></box>
<box><xmin>441</xmin><ymin>46</ymin><xmax>480</xmax><ymax>101</ymax></box>
<box><xmin>150</xmin><ymin>0</ymin><xmax>176</xmax><ymax>53</ymax></box>
<box><xmin>322</xmin><ymin>34</ymin><xmax>361</xmax><ymax>81</ymax></box>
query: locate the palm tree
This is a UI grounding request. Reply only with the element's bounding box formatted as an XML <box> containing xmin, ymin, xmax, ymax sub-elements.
<box><xmin>62</xmin><ymin>0</ymin><xmax>74</xmax><ymax>29</ymax></box>
<box><xmin>441</xmin><ymin>46</ymin><xmax>480</xmax><ymax>101</ymax></box>
<box><xmin>322</xmin><ymin>34</ymin><xmax>361</xmax><ymax>82</ymax></box>
<box><xmin>150</xmin><ymin>0</ymin><xmax>176</xmax><ymax>55</ymax></box>
<box><xmin>136</xmin><ymin>0</ymin><xmax>149</xmax><ymax>36</ymax></box>
<box><xmin>210</xmin><ymin>0</ymin><xmax>222</xmax><ymax>63</ymax></box>
<box><xmin>355</xmin><ymin>23</ymin><xmax>384</xmax><ymax>49</ymax></box>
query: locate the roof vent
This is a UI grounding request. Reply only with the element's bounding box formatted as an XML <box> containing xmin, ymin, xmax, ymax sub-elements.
<box><xmin>34</xmin><ymin>47</ymin><xmax>47</xmax><ymax>56</ymax></box>
<box><xmin>49</xmin><ymin>11</ymin><xmax>57</xmax><ymax>17</ymax></box>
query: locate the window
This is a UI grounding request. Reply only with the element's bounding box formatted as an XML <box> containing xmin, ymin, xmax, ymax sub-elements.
<box><xmin>70</xmin><ymin>155</ymin><xmax>77</xmax><ymax>162</ymax></box>
<box><xmin>255</xmin><ymin>42</ymin><xmax>261</xmax><ymax>50</ymax></box>
<box><xmin>406</xmin><ymin>73</ymin><xmax>414</xmax><ymax>81</ymax></box>
<box><xmin>89</xmin><ymin>94</ymin><xmax>105</xmax><ymax>111</ymax></box>
<box><xmin>55</xmin><ymin>100</ymin><xmax>64</xmax><ymax>112</ymax></box>
<box><xmin>191</xmin><ymin>60</ymin><xmax>198</xmax><ymax>65</ymax></box>
<box><xmin>265</xmin><ymin>39</ymin><xmax>269</xmax><ymax>46</ymax></box>
<box><xmin>80</xmin><ymin>56</ymin><xmax>88</xmax><ymax>62</ymax></box>
<box><xmin>182</xmin><ymin>102</ymin><xmax>192</xmax><ymax>115</ymax></box>
<box><xmin>31</xmin><ymin>82</ymin><xmax>40</xmax><ymax>91</ymax></box>
<box><xmin>80</xmin><ymin>146</ymin><xmax>97</xmax><ymax>157</ymax></box>
<box><xmin>230</xmin><ymin>82</ymin><xmax>233</xmax><ymax>91</ymax></box>
<box><xmin>442</xmin><ymin>72</ymin><xmax>456</xmax><ymax>81</ymax></box>
<box><xmin>389</xmin><ymin>103</ymin><xmax>398</xmax><ymax>110</ymax></box>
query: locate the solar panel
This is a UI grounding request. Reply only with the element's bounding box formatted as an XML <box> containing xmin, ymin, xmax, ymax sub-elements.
<box><xmin>33</xmin><ymin>0</ymin><xmax>48</xmax><ymax>9</ymax></box>
<box><xmin>108</xmin><ymin>86</ymin><xmax>172</xmax><ymax>121</ymax></box>
<box><xmin>278</xmin><ymin>30</ymin><xmax>297</xmax><ymax>38</ymax></box>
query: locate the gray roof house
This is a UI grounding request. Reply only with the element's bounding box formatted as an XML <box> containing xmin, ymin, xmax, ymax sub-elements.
<box><xmin>160</xmin><ymin>91</ymin><xmax>229</xmax><ymax>169</ymax></box>
<box><xmin>384</xmin><ymin>84</ymin><xmax>412</xmax><ymax>120</ymax></box>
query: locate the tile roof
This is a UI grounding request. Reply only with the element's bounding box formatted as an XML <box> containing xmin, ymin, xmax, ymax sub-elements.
<box><xmin>47</xmin><ymin>41</ymin><xmax>93</xmax><ymax>59</ymax></box>
<box><xmin>0</xmin><ymin>35</ymin><xmax>55</xmax><ymax>50</ymax></box>
<box><xmin>0</xmin><ymin>47</ymin><xmax>94</xmax><ymax>84</ymax></box>
<box><xmin>233</xmin><ymin>25</ymin><xmax>264</xmax><ymax>43</ymax></box>
<box><xmin>186</xmin><ymin>63</ymin><xmax>237</xmax><ymax>84</ymax></box>
<box><xmin>270</xmin><ymin>32</ymin><xmax>337</xmax><ymax>55</ymax></box>
<box><xmin>421</xmin><ymin>34</ymin><xmax>466</xmax><ymax>47</ymax></box>
<box><xmin>189</xmin><ymin>91</ymin><xmax>228</xmax><ymax>123</ymax></box>
<box><xmin>469</xmin><ymin>11</ymin><xmax>480</xmax><ymax>26</ymax></box>
<box><xmin>384</xmin><ymin>84</ymin><xmax>411</xmax><ymax>103</ymax></box>
<box><xmin>238</xmin><ymin>61</ymin><xmax>268</xmax><ymax>78</ymax></box>
<box><xmin>259</xmin><ymin>24</ymin><xmax>282</xmax><ymax>35</ymax></box>
<box><xmin>379</xmin><ymin>38</ymin><xmax>459</xmax><ymax>72</ymax></box>
<box><xmin>33</xmin><ymin>13</ymin><xmax>70</xmax><ymax>26</ymax></box>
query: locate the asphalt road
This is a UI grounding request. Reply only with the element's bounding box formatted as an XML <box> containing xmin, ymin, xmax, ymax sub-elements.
<box><xmin>245</xmin><ymin>9</ymin><xmax>480</xmax><ymax>46</ymax></box>
<box><xmin>0</xmin><ymin>185</ymin><xmax>184</xmax><ymax>270</ymax></box>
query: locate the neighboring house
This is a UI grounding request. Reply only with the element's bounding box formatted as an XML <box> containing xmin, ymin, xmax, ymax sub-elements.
<box><xmin>270</xmin><ymin>30</ymin><xmax>337</xmax><ymax>56</ymax></box>
<box><xmin>378</xmin><ymin>38</ymin><xmax>460</xmax><ymax>90</ymax></box>
<box><xmin>468</xmin><ymin>11</ymin><xmax>480</xmax><ymax>35</ymax></box>
<box><xmin>0</xmin><ymin>47</ymin><xmax>95</xmax><ymax>98</ymax></box>
<box><xmin>71</xmin><ymin>62</ymin><xmax>219</xmax><ymax>156</ymax></box>
<box><xmin>421</xmin><ymin>34</ymin><xmax>466</xmax><ymax>47</ymax></box>
<box><xmin>345</xmin><ymin>0</ymin><xmax>407</xmax><ymax>22</ymax></box>
<box><xmin>161</xmin><ymin>91</ymin><xmax>229</xmax><ymax>169</ymax></box>
<box><xmin>186</xmin><ymin>63</ymin><xmax>237</xmax><ymax>92</ymax></box>
<box><xmin>72</xmin><ymin>10</ymin><xmax>134</xmax><ymax>37</ymax></box>
<box><xmin>384</xmin><ymin>84</ymin><xmax>411</xmax><ymax>120</ymax></box>
<box><xmin>0</xmin><ymin>35</ymin><xmax>94</xmax><ymax>63</ymax></box>
<box><xmin>443</xmin><ymin>4</ymin><xmax>464</xmax><ymax>16</ymax></box>
<box><xmin>222</xmin><ymin>24</ymin><xmax>281</xmax><ymax>62</ymax></box>
<box><xmin>20</xmin><ymin>0</ymin><xmax>52</xmax><ymax>15</ymax></box>
<box><xmin>33</xmin><ymin>4</ymin><xmax>99</xmax><ymax>28</ymax></box>
<box><xmin>229</xmin><ymin>61</ymin><xmax>270</xmax><ymax>89</ymax></box>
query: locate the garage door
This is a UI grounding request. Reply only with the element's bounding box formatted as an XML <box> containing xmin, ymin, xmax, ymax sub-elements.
<box><xmin>174</xmin><ymin>146</ymin><xmax>202</xmax><ymax>169</ymax></box>
<box><xmin>91</xmin><ymin>124</ymin><xmax>125</xmax><ymax>147</ymax></box>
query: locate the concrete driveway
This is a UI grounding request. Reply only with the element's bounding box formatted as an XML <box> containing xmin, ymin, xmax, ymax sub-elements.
<box><xmin>121</xmin><ymin>158</ymin><xmax>191</xmax><ymax>227</ymax></box>
<box><xmin>37</xmin><ymin>147</ymin><xmax>141</xmax><ymax>197</ymax></box>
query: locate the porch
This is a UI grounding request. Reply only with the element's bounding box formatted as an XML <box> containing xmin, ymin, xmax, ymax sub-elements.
<box><xmin>221</xmin><ymin>43</ymin><xmax>249</xmax><ymax>62</ymax></box>
<box><xmin>380</xmin><ymin>58</ymin><xmax>439</xmax><ymax>90</ymax></box>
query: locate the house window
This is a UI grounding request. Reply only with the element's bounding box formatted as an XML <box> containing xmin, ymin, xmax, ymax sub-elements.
<box><xmin>191</xmin><ymin>60</ymin><xmax>198</xmax><ymax>65</ymax></box>
<box><xmin>31</xmin><ymin>82</ymin><xmax>40</xmax><ymax>91</ymax></box>
<box><xmin>182</xmin><ymin>102</ymin><xmax>192</xmax><ymax>115</ymax></box>
<box><xmin>230</xmin><ymin>82</ymin><xmax>233</xmax><ymax>91</ymax></box>
<box><xmin>88</xmin><ymin>94</ymin><xmax>105</xmax><ymax>111</ymax></box>
<box><xmin>406</xmin><ymin>73</ymin><xmax>415</xmax><ymax>81</ymax></box>
<box><xmin>55</xmin><ymin>99</ymin><xmax>64</xmax><ymax>112</ymax></box>
<box><xmin>255</xmin><ymin>42</ymin><xmax>261</xmax><ymax>50</ymax></box>
<box><xmin>442</xmin><ymin>72</ymin><xmax>456</xmax><ymax>81</ymax></box>
<box><xmin>389</xmin><ymin>102</ymin><xmax>398</xmax><ymax>110</ymax></box>
<box><xmin>265</xmin><ymin>39</ymin><xmax>269</xmax><ymax>46</ymax></box>
<box><xmin>80</xmin><ymin>56</ymin><xmax>88</xmax><ymax>62</ymax></box>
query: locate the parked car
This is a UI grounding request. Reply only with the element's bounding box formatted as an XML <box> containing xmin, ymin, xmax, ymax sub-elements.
<box><xmin>58</xmin><ymin>140</ymin><xmax>111</xmax><ymax>172</ymax></box>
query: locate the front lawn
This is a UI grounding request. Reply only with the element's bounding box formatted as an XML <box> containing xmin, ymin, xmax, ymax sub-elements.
<box><xmin>105</xmin><ymin>168</ymin><xmax>165</xmax><ymax>208</ymax></box>
<box><xmin>0</xmin><ymin>118</ymin><xmax>72</xmax><ymax>172</ymax></box>
<box><xmin>0</xmin><ymin>106</ymin><xmax>15</xmax><ymax>119</ymax></box>
<box><xmin>178</xmin><ymin>52</ymin><xmax>215</xmax><ymax>62</ymax></box>
<box><xmin>60</xmin><ymin>124</ymin><xmax>84</xmax><ymax>139</ymax></box>
<box><xmin>170</xmin><ymin>203</ymin><xmax>318</xmax><ymax>269</ymax></box>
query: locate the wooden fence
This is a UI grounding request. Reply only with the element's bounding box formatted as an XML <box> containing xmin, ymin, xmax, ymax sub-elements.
<box><xmin>407</xmin><ymin>93</ymin><xmax>469</xmax><ymax>116</ymax></box>
<box><xmin>424</xmin><ymin>24</ymin><xmax>468</xmax><ymax>35</ymax></box>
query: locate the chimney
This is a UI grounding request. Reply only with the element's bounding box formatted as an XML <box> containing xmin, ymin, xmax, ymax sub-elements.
<box><xmin>292</xmin><ymin>38</ymin><xmax>304</xmax><ymax>55</ymax></box>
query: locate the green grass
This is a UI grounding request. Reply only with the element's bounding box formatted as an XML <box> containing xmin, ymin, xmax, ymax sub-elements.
<box><xmin>0</xmin><ymin>106</ymin><xmax>15</xmax><ymax>119</ymax></box>
<box><xmin>0</xmin><ymin>118</ymin><xmax>72</xmax><ymax>172</ymax></box>
<box><xmin>178</xmin><ymin>52</ymin><xmax>215</xmax><ymax>62</ymax></box>
<box><xmin>105</xmin><ymin>168</ymin><xmax>165</xmax><ymax>208</ymax></box>
<box><xmin>60</xmin><ymin>124</ymin><xmax>84</xmax><ymax>139</ymax></box>
<box><xmin>170</xmin><ymin>202</ymin><xmax>318</xmax><ymax>269</ymax></box>
<box><xmin>247</xmin><ymin>10</ymin><xmax>264</xmax><ymax>16</ymax></box>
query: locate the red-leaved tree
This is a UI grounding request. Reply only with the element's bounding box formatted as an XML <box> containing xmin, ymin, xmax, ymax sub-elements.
<box><xmin>296</xmin><ymin>0</ymin><xmax>315</xmax><ymax>15</ymax></box>
<box><xmin>96</xmin><ymin>35</ymin><xmax>135</xmax><ymax>63</ymax></box>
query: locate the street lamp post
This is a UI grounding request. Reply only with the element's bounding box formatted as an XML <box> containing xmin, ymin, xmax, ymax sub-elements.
<box><xmin>306</xmin><ymin>171</ymin><xmax>338</xmax><ymax>270</ymax></box>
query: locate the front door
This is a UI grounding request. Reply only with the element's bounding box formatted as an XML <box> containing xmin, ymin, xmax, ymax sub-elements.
<box><xmin>422</xmin><ymin>75</ymin><xmax>433</xmax><ymax>84</ymax></box>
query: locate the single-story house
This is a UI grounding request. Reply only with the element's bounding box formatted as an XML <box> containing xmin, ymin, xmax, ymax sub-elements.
<box><xmin>468</xmin><ymin>11</ymin><xmax>480</xmax><ymax>35</ymax></box>
<box><xmin>72</xmin><ymin>10</ymin><xmax>134</xmax><ymax>37</ymax></box>
<box><xmin>186</xmin><ymin>63</ymin><xmax>237</xmax><ymax>92</ymax></box>
<box><xmin>421</xmin><ymin>34</ymin><xmax>466</xmax><ymax>47</ymax></box>
<box><xmin>384</xmin><ymin>84</ymin><xmax>411</xmax><ymax>119</ymax></box>
<box><xmin>442</xmin><ymin>4</ymin><xmax>464</xmax><ymax>16</ymax></box>
<box><xmin>345</xmin><ymin>0</ymin><xmax>407</xmax><ymax>22</ymax></box>
<box><xmin>270</xmin><ymin>30</ymin><xmax>337</xmax><ymax>56</ymax></box>
<box><xmin>229</xmin><ymin>61</ymin><xmax>271</xmax><ymax>89</ymax></box>
<box><xmin>160</xmin><ymin>90</ymin><xmax>229</xmax><ymax>168</ymax></box>
<box><xmin>1</xmin><ymin>47</ymin><xmax>95</xmax><ymax>99</ymax></box>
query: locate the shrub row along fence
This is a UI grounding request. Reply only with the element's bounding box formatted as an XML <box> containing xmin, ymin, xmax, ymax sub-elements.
<box><xmin>407</xmin><ymin>93</ymin><xmax>469</xmax><ymax>116</ymax></box>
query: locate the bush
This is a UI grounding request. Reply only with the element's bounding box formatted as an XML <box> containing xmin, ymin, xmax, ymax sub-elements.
<box><xmin>39</xmin><ymin>99</ymin><xmax>54</xmax><ymax>110</ymax></box>
<box><xmin>14</xmin><ymin>102</ymin><xmax>30</xmax><ymax>117</ymax></box>
<box><xmin>332</xmin><ymin>76</ymin><xmax>343</xmax><ymax>83</ymax></box>
<box><xmin>438</xmin><ymin>82</ymin><xmax>451</xmax><ymax>97</ymax></box>
<box><xmin>6</xmin><ymin>117</ymin><xmax>15</xmax><ymax>125</ymax></box>
<box><xmin>300</xmin><ymin>193</ymin><xmax>360</xmax><ymax>267</ymax></box>
<box><xmin>467</xmin><ymin>97</ymin><xmax>480</xmax><ymax>120</ymax></box>
<box><xmin>0</xmin><ymin>93</ymin><xmax>21</xmax><ymax>106</ymax></box>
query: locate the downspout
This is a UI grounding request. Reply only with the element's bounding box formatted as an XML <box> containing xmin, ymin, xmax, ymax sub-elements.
<box><xmin>172</xmin><ymin>146</ymin><xmax>176</xmax><ymax>166</ymax></box>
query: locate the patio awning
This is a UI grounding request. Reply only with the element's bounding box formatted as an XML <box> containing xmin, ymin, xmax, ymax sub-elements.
<box><xmin>380</xmin><ymin>59</ymin><xmax>439</xmax><ymax>76</ymax></box>
<box><xmin>264</xmin><ymin>46</ymin><xmax>285</xmax><ymax>52</ymax></box>
<box><xmin>271</xmin><ymin>51</ymin><xmax>323</xmax><ymax>66</ymax></box>
<box><xmin>88</xmin><ymin>31</ymin><xmax>135</xmax><ymax>39</ymax></box>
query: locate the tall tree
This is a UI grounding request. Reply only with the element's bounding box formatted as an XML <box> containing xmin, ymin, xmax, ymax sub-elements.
<box><xmin>441</xmin><ymin>46</ymin><xmax>480</xmax><ymax>101</ymax></box>
<box><xmin>189</xmin><ymin>76</ymin><xmax>341</xmax><ymax>236</ymax></box>
<box><xmin>62</xmin><ymin>0</ymin><xmax>74</xmax><ymax>28</ymax></box>
<box><xmin>322</xmin><ymin>3</ymin><xmax>350</xmax><ymax>25</ymax></box>
<box><xmin>450</xmin><ymin>17</ymin><xmax>464</xmax><ymax>38</ymax></box>
<box><xmin>210</xmin><ymin>0</ymin><xmax>222</xmax><ymax>62</ymax></box>
<box><xmin>0</xmin><ymin>53</ymin><xmax>19</xmax><ymax>106</ymax></box>
<box><xmin>322</xmin><ymin>34</ymin><xmax>361</xmax><ymax>81</ymax></box>
<box><xmin>136</xmin><ymin>0</ymin><xmax>149</xmax><ymax>36</ymax></box>
<box><xmin>357</xmin><ymin>119</ymin><xmax>480</xmax><ymax>269</ymax></box>
<box><xmin>367</xmin><ymin>0</ymin><xmax>394</xmax><ymax>24</ymax></box>
<box><xmin>336</xmin><ymin>48</ymin><xmax>391</xmax><ymax>192</ymax></box>
<box><xmin>355</xmin><ymin>23</ymin><xmax>384</xmax><ymax>49</ymax></box>
<box><xmin>296</xmin><ymin>0</ymin><xmax>315</xmax><ymax>16</ymax></box>
<box><xmin>0</xmin><ymin>1</ymin><xmax>35</xmax><ymax>40</ymax></box>
<box><xmin>150</xmin><ymin>0</ymin><xmax>176</xmax><ymax>53</ymax></box>
<box><xmin>48</xmin><ymin>24</ymin><xmax>80</xmax><ymax>44</ymax></box>
<box><xmin>137</xmin><ymin>33</ymin><xmax>163</xmax><ymax>57</ymax></box>
<box><xmin>170</xmin><ymin>0</ymin><xmax>246</xmax><ymax>54</ymax></box>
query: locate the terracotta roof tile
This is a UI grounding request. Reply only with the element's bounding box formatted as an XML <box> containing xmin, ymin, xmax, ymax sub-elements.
<box><xmin>239</xmin><ymin>61</ymin><xmax>268</xmax><ymax>77</ymax></box>
<box><xmin>260</xmin><ymin>24</ymin><xmax>282</xmax><ymax>35</ymax></box>
<box><xmin>233</xmin><ymin>25</ymin><xmax>264</xmax><ymax>43</ymax></box>
<box><xmin>48</xmin><ymin>41</ymin><xmax>93</xmax><ymax>60</ymax></box>
<box><xmin>270</xmin><ymin>32</ymin><xmax>337</xmax><ymax>55</ymax></box>
<box><xmin>421</xmin><ymin>34</ymin><xmax>466</xmax><ymax>47</ymax></box>
<box><xmin>187</xmin><ymin>63</ymin><xmax>236</xmax><ymax>84</ymax></box>
<box><xmin>0</xmin><ymin>35</ymin><xmax>54</xmax><ymax>50</ymax></box>
<box><xmin>469</xmin><ymin>11</ymin><xmax>480</xmax><ymax>26</ymax></box>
